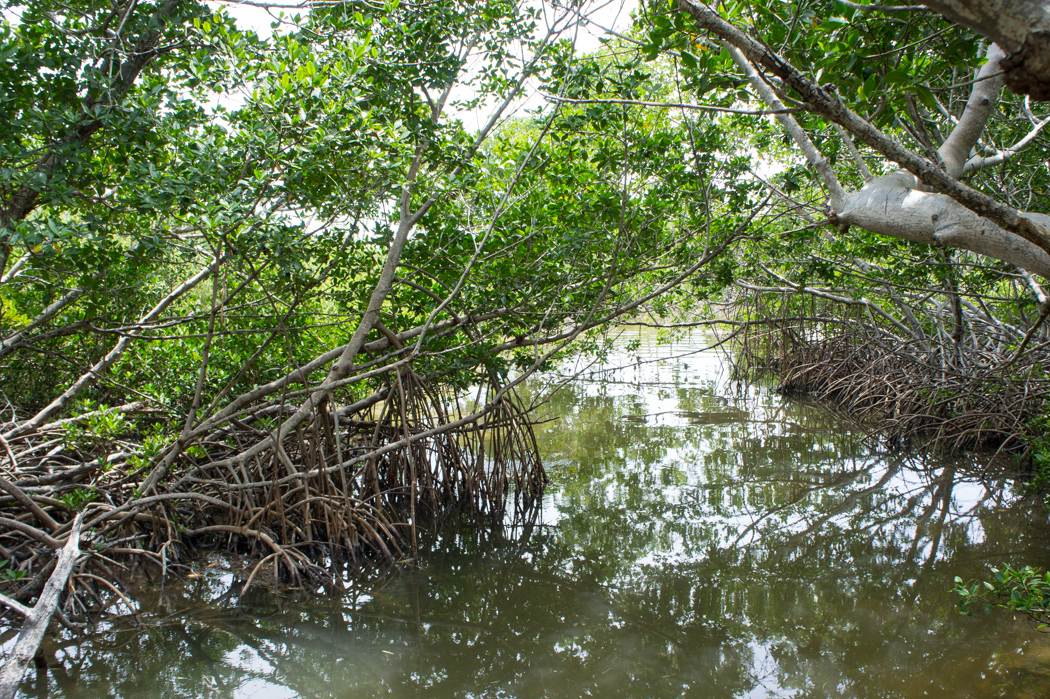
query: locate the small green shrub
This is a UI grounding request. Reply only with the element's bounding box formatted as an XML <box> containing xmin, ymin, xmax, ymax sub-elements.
<box><xmin>59</xmin><ymin>487</ymin><xmax>99</xmax><ymax>511</ymax></box>
<box><xmin>0</xmin><ymin>560</ymin><xmax>26</xmax><ymax>582</ymax></box>
<box><xmin>955</xmin><ymin>565</ymin><xmax>1050</xmax><ymax>630</ymax></box>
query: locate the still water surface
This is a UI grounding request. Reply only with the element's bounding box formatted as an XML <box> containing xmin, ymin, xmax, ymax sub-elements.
<box><xmin>13</xmin><ymin>331</ymin><xmax>1050</xmax><ymax>698</ymax></box>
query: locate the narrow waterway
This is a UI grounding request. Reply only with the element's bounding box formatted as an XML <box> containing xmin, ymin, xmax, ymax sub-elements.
<box><xmin>10</xmin><ymin>330</ymin><xmax>1050</xmax><ymax>698</ymax></box>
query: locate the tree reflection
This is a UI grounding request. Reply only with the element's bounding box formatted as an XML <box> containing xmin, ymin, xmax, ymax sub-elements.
<box><xmin>16</xmin><ymin>337</ymin><xmax>1050</xmax><ymax>699</ymax></box>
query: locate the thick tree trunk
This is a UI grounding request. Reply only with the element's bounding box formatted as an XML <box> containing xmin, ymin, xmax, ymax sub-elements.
<box><xmin>837</xmin><ymin>174</ymin><xmax>1050</xmax><ymax>279</ymax></box>
<box><xmin>678</xmin><ymin>0</ymin><xmax>1050</xmax><ymax>256</ymax></box>
<box><xmin>923</xmin><ymin>0</ymin><xmax>1050</xmax><ymax>99</ymax></box>
<box><xmin>678</xmin><ymin>1</ymin><xmax>1050</xmax><ymax>281</ymax></box>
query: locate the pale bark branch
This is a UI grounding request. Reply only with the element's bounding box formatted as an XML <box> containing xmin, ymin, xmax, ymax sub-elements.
<box><xmin>677</xmin><ymin>0</ymin><xmax>1050</xmax><ymax>257</ymax></box>
<box><xmin>0</xmin><ymin>287</ymin><xmax>88</xmax><ymax>357</ymax></box>
<box><xmin>0</xmin><ymin>514</ymin><xmax>83</xmax><ymax>699</ymax></box>
<box><xmin>838</xmin><ymin>179</ymin><xmax>1050</xmax><ymax>278</ymax></box>
<box><xmin>0</xmin><ymin>476</ymin><xmax>59</xmax><ymax>532</ymax></box>
<box><xmin>963</xmin><ymin>113</ymin><xmax>1050</xmax><ymax>173</ymax></box>
<box><xmin>0</xmin><ymin>255</ymin><xmax>28</xmax><ymax>285</ymax></box>
<box><xmin>724</xmin><ymin>44</ymin><xmax>846</xmax><ymax>208</ymax></box>
<box><xmin>546</xmin><ymin>95</ymin><xmax>800</xmax><ymax>115</ymax></box>
<box><xmin>939</xmin><ymin>44</ymin><xmax>1006</xmax><ymax>178</ymax></box>
<box><xmin>0</xmin><ymin>594</ymin><xmax>31</xmax><ymax>618</ymax></box>
<box><xmin>836</xmin><ymin>0</ymin><xmax>927</xmax><ymax>11</ymax></box>
<box><xmin>833</xmin><ymin>124</ymin><xmax>874</xmax><ymax>182</ymax></box>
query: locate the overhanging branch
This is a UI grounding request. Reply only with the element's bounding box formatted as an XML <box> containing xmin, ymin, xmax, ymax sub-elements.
<box><xmin>676</xmin><ymin>0</ymin><xmax>1050</xmax><ymax>256</ymax></box>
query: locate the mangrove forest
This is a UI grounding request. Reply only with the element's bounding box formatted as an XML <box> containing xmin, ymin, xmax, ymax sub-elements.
<box><xmin>2</xmin><ymin>0</ymin><xmax>1050</xmax><ymax>696</ymax></box>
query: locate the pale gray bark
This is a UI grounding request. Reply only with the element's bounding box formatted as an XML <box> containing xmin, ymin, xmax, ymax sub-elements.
<box><xmin>0</xmin><ymin>287</ymin><xmax>87</xmax><ymax>358</ymax></box>
<box><xmin>923</xmin><ymin>0</ymin><xmax>1050</xmax><ymax>99</ymax></box>
<box><xmin>0</xmin><ymin>254</ymin><xmax>28</xmax><ymax>284</ymax></box>
<box><xmin>837</xmin><ymin>175</ymin><xmax>1050</xmax><ymax>279</ymax></box>
<box><xmin>963</xmin><ymin>105</ymin><xmax>1050</xmax><ymax>173</ymax></box>
<box><xmin>0</xmin><ymin>515</ymin><xmax>83</xmax><ymax>699</ymax></box>
<box><xmin>685</xmin><ymin>0</ymin><xmax>1050</xmax><ymax>281</ymax></box>
<box><xmin>725</xmin><ymin>44</ymin><xmax>846</xmax><ymax>208</ymax></box>
<box><xmin>678</xmin><ymin>0</ymin><xmax>1050</xmax><ymax>256</ymax></box>
<box><xmin>938</xmin><ymin>44</ymin><xmax>1006</xmax><ymax>177</ymax></box>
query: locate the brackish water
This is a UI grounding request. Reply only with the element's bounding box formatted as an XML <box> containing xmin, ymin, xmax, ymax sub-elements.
<box><xmin>8</xmin><ymin>331</ymin><xmax>1050</xmax><ymax>698</ymax></box>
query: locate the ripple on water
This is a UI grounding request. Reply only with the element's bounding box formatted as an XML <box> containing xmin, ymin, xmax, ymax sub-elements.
<box><xmin>8</xmin><ymin>329</ymin><xmax>1050</xmax><ymax>699</ymax></box>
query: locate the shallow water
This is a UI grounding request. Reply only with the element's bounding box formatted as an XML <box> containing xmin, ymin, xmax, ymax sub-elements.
<box><xmin>8</xmin><ymin>330</ymin><xmax>1050</xmax><ymax>698</ymax></box>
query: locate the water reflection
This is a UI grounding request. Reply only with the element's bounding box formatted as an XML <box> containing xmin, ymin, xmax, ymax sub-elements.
<box><xmin>9</xmin><ymin>330</ymin><xmax>1050</xmax><ymax>698</ymax></box>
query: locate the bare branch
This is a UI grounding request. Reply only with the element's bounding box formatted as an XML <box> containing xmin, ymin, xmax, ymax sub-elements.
<box><xmin>677</xmin><ymin>0</ymin><xmax>1050</xmax><ymax>255</ymax></box>
<box><xmin>723</xmin><ymin>44</ymin><xmax>846</xmax><ymax>209</ymax></box>
<box><xmin>546</xmin><ymin>95</ymin><xmax>801</xmax><ymax>115</ymax></box>
<box><xmin>964</xmin><ymin>113</ymin><xmax>1050</xmax><ymax>173</ymax></box>
<box><xmin>835</xmin><ymin>0</ymin><xmax>927</xmax><ymax>11</ymax></box>
<box><xmin>939</xmin><ymin>44</ymin><xmax>1006</xmax><ymax>178</ymax></box>
<box><xmin>833</xmin><ymin>124</ymin><xmax>874</xmax><ymax>182</ymax></box>
<box><xmin>0</xmin><ymin>514</ymin><xmax>82</xmax><ymax>699</ymax></box>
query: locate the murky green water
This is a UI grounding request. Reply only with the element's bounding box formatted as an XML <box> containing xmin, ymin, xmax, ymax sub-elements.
<box><xmin>9</xmin><ymin>331</ymin><xmax>1050</xmax><ymax>698</ymax></box>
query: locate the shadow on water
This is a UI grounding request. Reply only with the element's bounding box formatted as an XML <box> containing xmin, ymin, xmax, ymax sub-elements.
<box><xmin>8</xmin><ymin>330</ymin><xmax>1050</xmax><ymax>698</ymax></box>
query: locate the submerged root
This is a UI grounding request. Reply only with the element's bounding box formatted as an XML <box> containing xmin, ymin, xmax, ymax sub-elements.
<box><xmin>0</xmin><ymin>367</ymin><xmax>547</xmax><ymax>626</ymax></box>
<box><xmin>735</xmin><ymin>326</ymin><xmax>1049</xmax><ymax>455</ymax></box>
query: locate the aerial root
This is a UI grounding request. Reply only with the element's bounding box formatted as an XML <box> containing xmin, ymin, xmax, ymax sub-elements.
<box><xmin>0</xmin><ymin>367</ymin><xmax>546</xmax><ymax>626</ymax></box>
<box><xmin>734</xmin><ymin>321</ymin><xmax>1049</xmax><ymax>456</ymax></box>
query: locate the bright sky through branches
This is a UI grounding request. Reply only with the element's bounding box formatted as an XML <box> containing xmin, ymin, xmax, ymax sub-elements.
<box><xmin>209</xmin><ymin>0</ymin><xmax>639</xmax><ymax>131</ymax></box>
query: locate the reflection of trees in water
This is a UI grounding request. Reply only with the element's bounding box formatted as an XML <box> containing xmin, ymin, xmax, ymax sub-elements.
<box><xmin>33</xmin><ymin>469</ymin><xmax>1050</xmax><ymax>699</ymax></box>
<box><xmin>23</xmin><ymin>360</ymin><xmax>1050</xmax><ymax>698</ymax></box>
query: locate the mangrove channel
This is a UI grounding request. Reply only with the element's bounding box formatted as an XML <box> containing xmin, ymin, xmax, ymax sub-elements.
<box><xmin>6</xmin><ymin>331</ymin><xmax>1050</xmax><ymax>698</ymax></box>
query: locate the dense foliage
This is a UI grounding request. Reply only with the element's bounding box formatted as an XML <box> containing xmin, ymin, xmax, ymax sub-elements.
<box><xmin>1</xmin><ymin>0</ymin><xmax>1050</xmax><ymax>644</ymax></box>
<box><xmin>0</xmin><ymin>0</ymin><xmax>766</xmax><ymax>613</ymax></box>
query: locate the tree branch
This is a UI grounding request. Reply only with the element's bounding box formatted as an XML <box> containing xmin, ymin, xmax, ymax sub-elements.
<box><xmin>836</xmin><ymin>0</ymin><xmax>927</xmax><ymax>11</ymax></box>
<box><xmin>838</xmin><ymin>178</ymin><xmax>1050</xmax><ymax>278</ymax></box>
<box><xmin>0</xmin><ymin>0</ymin><xmax>186</xmax><ymax>233</ymax></box>
<box><xmin>833</xmin><ymin>124</ymin><xmax>874</xmax><ymax>182</ymax></box>
<box><xmin>0</xmin><ymin>514</ymin><xmax>83</xmax><ymax>699</ymax></box>
<box><xmin>939</xmin><ymin>44</ymin><xmax>1006</xmax><ymax>177</ymax></box>
<box><xmin>723</xmin><ymin>44</ymin><xmax>846</xmax><ymax>208</ymax></box>
<box><xmin>921</xmin><ymin>0</ymin><xmax>1050</xmax><ymax>99</ymax></box>
<box><xmin>545</xmin><ymin>94</ymin><xmax>800</xmax><ymax>115</ymax></box>
<box><xmin>4</xmin><ymin>256</ymin><xmax>222</xmax><ymax>439</ymax></box>
<box><xmin>963</xmin><ymin>112</ymin><xmax>1050</xmax><ymax>173</ymax></box>
<box><xmin>677</xmin><ymin>0</ymin><xmax>1050</xmax><ymax>255</ymax></box>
